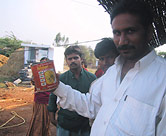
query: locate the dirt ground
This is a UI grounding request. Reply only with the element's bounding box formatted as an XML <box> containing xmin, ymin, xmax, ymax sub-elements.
<box><xmin>0</xmin><ymin>86</ymin><xmax>56</xmax><ymax>136</ymax></box>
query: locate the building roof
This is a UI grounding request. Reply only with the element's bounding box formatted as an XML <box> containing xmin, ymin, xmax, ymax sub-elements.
<box><xmin>21</xmin><ymin>43</ymin><xmax>52</xmax><ymax>48</ymax></box>
<box><xmin>97</xmin><ymin>0</ymin><xmax>166</xmax><ymax>48</ymax></box>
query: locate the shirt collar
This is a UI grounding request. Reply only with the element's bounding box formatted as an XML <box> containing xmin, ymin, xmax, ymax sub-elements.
<box><xmin>69</xmin><ymin>68</ymin><xmax>83</xmax><ymax>78</ymax></box>
<box><xmin>114</xmin><ymin>55</ymin><xmax>124</xmax><ymax>66</ymax></box>
<box><xmin>137</xmin><ymin>50</ymin><xmax>156</xmax><ymax>70</ymax></box>
<box><xmin>115</xmin><ymin>50</ymin><xmax>157</xmax><ymax>70</ymax></box>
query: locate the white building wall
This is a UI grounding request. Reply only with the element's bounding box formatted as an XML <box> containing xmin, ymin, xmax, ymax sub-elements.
<box><xmin>24</xmin><ymin>47</ymin><xmax>29</xmax><ymax>64</ymax></box>
<box><xmin>51</xmin><ymin>47</ymin><xmax>65</xmax><ymax>73</ymax></box>
<box><xmin>48</xmin><ymin>48</ymin><xmax>54</xmax><ymax>60</ymax></box>
<box><xmin>37</xmin><ymin>49</ymin><xmax>48</xmax><ymax>62</ymax></box>
<box><xmin>22</xmin><ymin>43</ymin><xmax>65</xmax><ymax>72</ymax></box>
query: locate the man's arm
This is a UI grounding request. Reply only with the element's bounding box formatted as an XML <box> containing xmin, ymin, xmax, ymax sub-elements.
<box><xmin>156</xmin><ymin>94</ymin><xmax>166</xmax><ymax>135</ymax></box>
<box><xmin>53</xmin><ymin>80</ymin><xmax>102</xmax><ymax>119</ymax></box>
<box><xmin>47</xmin><ymin>93</ymin><xmax>58</xmax><ymax>126</ymax></box>
<box><xmin>48</xmin><ymin>112</ymin><xmax>57</xmax><ymax>126</ymax></box>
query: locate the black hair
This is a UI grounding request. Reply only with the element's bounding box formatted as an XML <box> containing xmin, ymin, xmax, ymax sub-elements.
<box><xmin>40</xmin><ymin>57</ymin><xmax>49</xmax><ymax>62</ymax></box>
<box><xmin>94</xmin><ymin>38</ymin><xmax>119</xmax><ymax>59</ymax></box>
<box><xmin>64</xmin><ymin>45</ymin><xmax>83</xmax><ymax>58</ymax></box>
<box><xmin>110</xmin><ymin>0</ymin><xmax>153</xmax><ymax>28</ymax></box>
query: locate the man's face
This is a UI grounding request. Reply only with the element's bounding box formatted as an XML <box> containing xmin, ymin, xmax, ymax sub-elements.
<box><xmin>112</xmin><ymin>13</ymin><xmax>151</xmax><ymax>61</ymax></box>
<box><xmin>99</xmin><ymin>51</ymin><xmax>118</xmax><ymax>72</ymax></box>
<box><xmin>66</xmin><ymin>53</ymin><xmax>82</xmax><ymax>70</ymax></box>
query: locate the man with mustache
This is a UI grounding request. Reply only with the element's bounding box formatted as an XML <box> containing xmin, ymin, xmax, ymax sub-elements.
<box><xmin>47</xmin><ymin>45</ymin><xmax>96</xmax><ymax>136</ymax></box>
<box><xmin>50</xmin><ymin>0</ymin><xmax>166</xmax><ymax>135</ymax></box>
<box><xmin>94</xmin><ymin>38</ymin><xmax>119</xmax><ymax>78</ymax></box>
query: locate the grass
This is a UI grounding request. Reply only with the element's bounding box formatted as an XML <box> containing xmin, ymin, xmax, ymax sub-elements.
<box><xmin>0</xmin><ymin>76</ymin><xmax>14</xmax><ymax>88</ymax></box>
<box><xmin>0</xmin><ymin>76</ymin><xmax>15</xmax><ymax>83</ymax></box>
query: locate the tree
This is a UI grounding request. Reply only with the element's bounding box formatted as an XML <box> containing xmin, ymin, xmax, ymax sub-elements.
<box><xmin>158</xmin><ymin>52</ymin><xmax>166</xmax><ymax>58</ymax></box>
<box><xmin>158</xmin><ymin>52</ymin><xmax>166</xmax><ymax>56</ymax></box>
<box><xmin>53</xmin><ymin>32</ymin><xmax>69</xmax><ymax>47</ymax></box>
<box><xmin>0</xmin><ymin>32</ymin><xmax>22</xmax><ymax>57</ymax></box>
<box><xmin>79</xmin><ymin>45</ymin><xmax>96</xmax><ymax>68</ymax></box>
<box><xmin>53</xmin><ymin>33</ymin><xmax>96</xmax><ymax>67</ymax></box>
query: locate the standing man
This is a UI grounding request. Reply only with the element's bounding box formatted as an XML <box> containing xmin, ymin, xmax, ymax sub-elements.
<box><xmin>94</xmin><ymin>38</ymin><xmax>119</xmax><ymax>78</ymax></box>
<box><xmin>50</xmin><ymin>0</ymin><xmax>166</xmax><ymax>135</ymax></box>
<box><xmin>47</xmin><ymin>45</ymin><xmax>96</xmax><ymax>136</ymax></box>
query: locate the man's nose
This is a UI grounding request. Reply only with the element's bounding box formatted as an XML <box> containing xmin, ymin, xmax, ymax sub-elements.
<box><xmin>118</xmin><ymin>33</ymin><xmax>129</xmax><ymax>46</ymax></box>
<box><xmin>71</xmin><ymin>58</ymin><xmax>75</xmax><ymax>62</ymax></box>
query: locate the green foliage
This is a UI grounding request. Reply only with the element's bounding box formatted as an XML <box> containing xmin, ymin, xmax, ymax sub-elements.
<box><xmin>158</xmin><ymin>52</ymin><xmax>166</xmax><ymax>58</ymax></box>
<box><xmin>0</xmin><ymin>33</ymin><xmax>22</xmax><ymax>57</ymax></box>
<box><xmin>54</xmin><ymin>32</ymin><xmax>69</xmax><ymax>47</ymax></box>
<box><xmin>158</xmin><ymin>52</ymin><xmax>166</xmax><ymax>56</ymax></box>
<box><xmin>0</xmin><ymin>76</ymin><xmax>15</xmax><ymax>83</ymax></box>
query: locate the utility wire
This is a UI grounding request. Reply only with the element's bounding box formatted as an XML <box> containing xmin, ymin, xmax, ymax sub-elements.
<box><xmin>21</xmin><ymin>38</ymin><xmax>103</xmax><ymax>49</ymax></box>
<box><xmin>71</xmin><ymin>0</ymin><xmax>99</xmax><ymax>8</ymax></box>
<box><xmin>2</xmin><ymin>38</ymin><xmax>104</xmax><ymax>53</ymax></box>
<box><xmin>61</xmin><ymin>38</ymin><xmax>102</xmax><ymax>46</ymax></box>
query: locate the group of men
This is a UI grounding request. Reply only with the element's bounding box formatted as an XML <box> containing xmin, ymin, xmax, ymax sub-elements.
<box><xmin>28</xmin><ymin>0</ymin><xmax>166</xmax><ymax>135</ymax></box>
<box><xmin>27</xmin><ymin>38</ymin><xmax>117</xmax><ymax>136</ymax></box>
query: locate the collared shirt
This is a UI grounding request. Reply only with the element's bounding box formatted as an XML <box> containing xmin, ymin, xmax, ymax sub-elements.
<box><xmin>48</xmin><ymin>69</ymin><xmax>96</xmax><ymax>112</ymax></box>
<box><xmin>60</xmin><ymin>69</ymin><xmax>96</xmax><ymax>93</ymax></box>
<box><xmin>48</xmin><ymin>68</ymin><xmax>96</xmax><ymax>132</ymax></box>
<box><xmin>54</xmin><ymin>50</ymin><xmax>166</xmax><ymax>136</ymax></box>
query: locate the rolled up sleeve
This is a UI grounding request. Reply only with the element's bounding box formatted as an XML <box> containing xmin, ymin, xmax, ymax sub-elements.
<box><xmin>53</xmin><ymin>81</ymin><xmax>101</xmax><ymax>119</ymax></box>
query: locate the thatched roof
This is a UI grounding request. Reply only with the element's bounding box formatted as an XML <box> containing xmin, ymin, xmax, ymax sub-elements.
<box><xmin>0</xmin><ymin>48</ymin><xmax>24</xmax><ymax>77</ymax></box>
<box><xmin>97</xmin><ymin>0</ymin><xmax>166</xmax><ymax>47</ymax></box>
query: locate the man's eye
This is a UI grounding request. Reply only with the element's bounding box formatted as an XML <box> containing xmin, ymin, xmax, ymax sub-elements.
<box><xmin>113</xmin><ymin>31</ymin><xmax>120</xmax><ymax>36</ymax></box>
<box><xmin>67</xmin><ymin>56</ymin><xmax>79</xmax><ymax>60</ymax></box>
<box><xmin>127</xmin><ymin>29</ymin><xmax>135</xmax><ymax>34</ymax></box>
<box><xmin>73</xmin><ymin>57</ymin><xmax>79</xmax><ymax>60</ymax></box>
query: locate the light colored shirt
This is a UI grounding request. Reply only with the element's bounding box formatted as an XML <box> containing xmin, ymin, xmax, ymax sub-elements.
<box><xmin>53</xmin><ymin>50</ymin><xmax>166</xmax><ymax>136</ymax></box>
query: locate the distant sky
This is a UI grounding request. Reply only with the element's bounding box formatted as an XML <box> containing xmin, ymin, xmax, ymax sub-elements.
<box><xmin>0</xmin><ymin>0</ymin><xmax>113</xmax><ymax>49</ymax></box>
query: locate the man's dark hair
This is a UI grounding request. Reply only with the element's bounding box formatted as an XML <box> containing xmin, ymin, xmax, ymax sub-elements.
<box><xmin>110</xmin><ymin>0</ymin><xmax>153</xmax><ymax>28</ymax></box>
<box><xmin>94</xmin><ymin>38</ymin><xmax>119</xmax><ymax>59</ymax></box>
<box><xmin>64</xmin><ymin>45</ymin><xmax>83</xmax><ymax>58</ymax></box>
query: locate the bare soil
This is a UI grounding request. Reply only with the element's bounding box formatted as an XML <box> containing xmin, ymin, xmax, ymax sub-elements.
<box><xmin>0</xmin><ymin>86</ymin><xmax>56</xmax><ymax>136</ymax></box>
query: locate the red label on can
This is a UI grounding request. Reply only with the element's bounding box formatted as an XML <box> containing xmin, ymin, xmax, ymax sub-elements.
<box><xmin>31</xmin><ymin>60</ymin><xmax>58</xmax><ymax>92</ymax></box>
